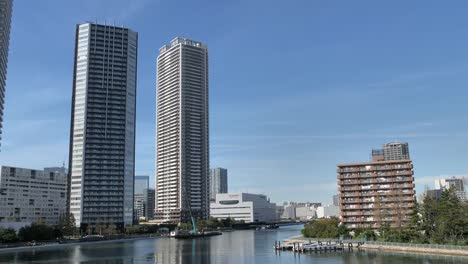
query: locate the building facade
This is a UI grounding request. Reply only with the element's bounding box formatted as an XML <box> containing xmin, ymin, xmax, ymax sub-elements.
<box><xmin>435</xmin><ymin>177</ymin><xmax>466</xmax><ymax>201</ymax></box>
<box><xmin>134</xmin><ymin>189</ymin><xmax>155</xmax><ymax>222</ymax></box>
<box><xmin>316</xmin><ymin>205</ymin><xmax>340</xmax><ymax>219</ymax></box>
<box><xmin>135</xmin><ymin>175</ymin><xmax>149</xmax><ymax>195</ymax></box>
<box><xmin>133</xmin><ymin>193</ymin><xmax>145</xmax><ymax>222</ymax></box>
<box><xmin>0</xmin><ymin>166</ymin><xmax>67</xmax><ymax>225</ymax></box>
<box><xmin>337</xmin><ymin>160</ymin><xmax>415</xmax><ymax>229</ymax></box>
<box><xmin>156</xmin><ymin>37</ymin><xmax>209</xmax><ymax>223</ymax></box>
<box><xmin>383</xmin><ymin>142</ymin><xmax>410</xmax><ymax>161</ymax></box>
<box><xmin>0</xmin><ymin>0</ymin><xmax>12</xmax><ymax>149</ymax></box>
<box><xmin>144</xmin><ymin>188</ymin><xmax>155</xmax><ymax>220</ymax></box>
<box><xmin>333</xmin><ymin>194</ymin><xmax>340</xmax><ymax>206</ymax></box>
<box><xmin>68</xmin><ymin>23</ymin><xmax>138</xmax><ymax>229</ymax></box>
<box><xmin>295</xmin><ymin>206</ymin><xmax>317</xmax><ymax>220</ymax></box>
<box><xmin>210</xmin><ymin>193</ymin><xmax>277</xmax><ymax>223</ymax></box>
<box><xmin>281</xmin><ymin>203</ymin><xmax>296</xmax><ymax>220</ymax></box>
<box><xmin>209</xmin><ymin>168</ymin><xmax>227</xmax><ymax>201</ymax></box>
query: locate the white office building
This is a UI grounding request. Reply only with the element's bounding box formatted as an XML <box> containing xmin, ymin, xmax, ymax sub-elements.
<box><xmin>316</xmin><ymin>205</ymin><xmax>340</xmax><ymax>219</ymax></box>
<box><xmin>295</xmin><ymin>206</ymin><xmax>317</xmax><ymax>220</ymax></box>
<box><xmin>0</xmin><ymin>166</ymin><xmax>67</xmax><ymax>225</ymax></box>
<box><xmin>156</xmin><ymin>37</ymin><xmax>209</xmax><ymax>223</ymax></box>
<box><xmin>210</xmin><ymin>193</ymin><xmax>277</xmax><ymax>223</ymax></box>
<box><xmin>68</xmin><ymin>23</ymin><xmax>138</xmax><ymax>229</ymax></box>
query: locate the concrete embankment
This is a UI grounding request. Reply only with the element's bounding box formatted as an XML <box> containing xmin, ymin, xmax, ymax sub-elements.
<box><xmin>0</xmin><ymin>236</ymin><xmax>161</xmax><ymax>254</ymax></box>
<box><xmin>360</xmin><ymin>243</ymin><xmax>468</xmax><ymax>257</ymax></box>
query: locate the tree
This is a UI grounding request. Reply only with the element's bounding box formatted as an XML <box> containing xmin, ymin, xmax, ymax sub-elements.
<box><xmin>0</xmin><ymin>227</ymin><xmax>18</xmax><ymax>243</ymax></box>
<box><xmin>432</xmin><ymin>189</ymin><xmax>467</xmax><ymax>244</ymax></box>
<box><xmin>58</xmin><ymin>213</ymin><xmax>77</xmax><ymax>237</ymax></box>
<box><xmin>302</xmin><ymin>217</ymin><xmax>341</xmax><ymax>238</ymax></box>
<box><xmin>18</xmin><ymin>223</ymin><xmax>60</xmax><ymax>241</ymax></box>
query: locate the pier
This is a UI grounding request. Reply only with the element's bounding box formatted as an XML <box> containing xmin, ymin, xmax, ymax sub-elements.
<box><xmin>274</xmin><ymin>239</ymin><xmax>364</xmax><ymax>254</ymax></box>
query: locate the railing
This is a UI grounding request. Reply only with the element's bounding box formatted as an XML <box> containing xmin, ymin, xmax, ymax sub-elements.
<box><xmin>364</xmin><ymin>241</ymin><xmax>468</xmax><ymax>251</ymax></box>
<box><xmin>295</xmin><ymin>237</ymin><xmax>468</xmax><ymax>251</ymax></box>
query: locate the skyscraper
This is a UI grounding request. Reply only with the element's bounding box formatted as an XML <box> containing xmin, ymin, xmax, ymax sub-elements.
<box><xmin>68</xmin><ymin>23</ymin><xmax>138</xmax><ymax>230</ymax></box>
<box><xmin>0</xmin><ymin>0</ymin><xmax>13</xmax><ymax>149</ymax></box>
<box><xmin>383</xmin><ymin>142</ymin><xmax>410</xmax><ymax>161</ymax></box>
<box><xmin>210</xmin><ymin>168</ymin><xmax>228</xmax><ymax>201</ymax></box>
<box><xmin>135</xmin><ymin>175</ymin><xmax>149</xmax><ymax>195</ymax></box>
<box><xmin>156</xmin><ymin>37</ymin><xmax>209</xmax><ymax>223</ymax></box>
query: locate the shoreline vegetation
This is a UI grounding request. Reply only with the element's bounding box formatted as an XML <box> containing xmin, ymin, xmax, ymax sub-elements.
<box><xmin>298</xmin><ymin>188</ymin><xmax>468</xmax><ymax>256</ymax></box>
<box><xmin>0</xmin><ymin>217</ymin><xmax>295</xmax><ymax>252</ymax></box>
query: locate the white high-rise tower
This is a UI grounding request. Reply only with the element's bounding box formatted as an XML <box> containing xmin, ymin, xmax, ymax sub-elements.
<box><xmin>0</xmin><ymin>0</ymin><xmax>13</xmax><ymax>149</ymax></box>
<box><xmin>156</xmin><ymin>37</ymin><xmax>209</xmax><ymax>223</ymax></box>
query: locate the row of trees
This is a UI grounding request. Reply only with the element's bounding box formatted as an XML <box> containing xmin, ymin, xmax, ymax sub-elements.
<box><xmin>0</xmin><ymin>214</ymin><xmax>80</xmax><ymax>243</ymax></box>
<box><xmin>0</xmin><ymin>213</ymin><xmax>178</xmax><ymax>243</ymax></box>
<box><xmin>302</xmin><ymin>188</ymin><xmax>468</xmax><ymax>245</ymax></box>
<box><xmin>0</xmin><ymin>223</ymin><xmax>63</xmax><ymax>243</ymax></box>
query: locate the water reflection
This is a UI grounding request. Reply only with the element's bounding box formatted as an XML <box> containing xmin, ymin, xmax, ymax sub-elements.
<box><xmin>0</xmin><ymin>226</ymin><xmax>467</xmax><ymax>264</ymax></box>
<box><xmin>155</xmin><ymin>237</ymin><xmax>211</xmax><ymax>264</ymax></box>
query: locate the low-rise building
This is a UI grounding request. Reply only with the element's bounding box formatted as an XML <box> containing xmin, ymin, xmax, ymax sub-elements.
<box><xmin>295</xmin><ymin>206</ymin><xmax>317</xmax><ymax>220</ymax></box>
<box><xmin>210</xmin><ymin>193</ymin><xmax>277</xmax><ymax>223</ymax></box>
<box><xmin>280</xmin><ymin>201</ymin><xmax>322</xmax><ymax>220</ymax></box>
<box><xmin>0</xmin><ymin>166</ymin><xmax>67</xmax><ymax>226</ymax></box>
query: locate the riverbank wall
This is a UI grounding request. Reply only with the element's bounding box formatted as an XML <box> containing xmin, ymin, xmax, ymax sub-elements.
<box><xmin>360</xmin><ymin>241</ymin><xmax>468</xmax><ymax>256</ymax></box>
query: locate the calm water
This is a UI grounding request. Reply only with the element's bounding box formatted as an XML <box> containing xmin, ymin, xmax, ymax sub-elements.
<box><xmin>0</xmin><ymin>225</ymin><xmax>466</xmax><ymax>264</ymax></box>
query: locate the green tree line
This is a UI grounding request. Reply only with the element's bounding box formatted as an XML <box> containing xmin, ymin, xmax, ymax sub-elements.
<box><xmin>302</xmin><ymin>188</ymin><xmax>468</xmax><ymax>245</ymax></box>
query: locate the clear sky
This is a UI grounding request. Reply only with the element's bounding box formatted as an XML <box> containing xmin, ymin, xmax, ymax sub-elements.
<box><xmin>1</xmin><ymin>0</ymin><xmax>468</xmax><ymax>204</ymax></box>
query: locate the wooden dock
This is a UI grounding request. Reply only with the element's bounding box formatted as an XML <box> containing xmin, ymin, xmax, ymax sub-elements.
<box><xmin>274</xmin><ymin>239</ymin><xmax>364</xmax><ymax>253</ymax></box>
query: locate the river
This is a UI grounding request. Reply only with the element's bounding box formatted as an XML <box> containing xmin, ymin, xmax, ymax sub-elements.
<box><xmin>0</xmin><ymin>225</ymin><xmax>466</xmax><ymax>263</ymax></box>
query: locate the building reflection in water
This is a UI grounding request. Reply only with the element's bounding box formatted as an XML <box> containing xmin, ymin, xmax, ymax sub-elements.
<box><xmin>155</xmin><ymin>237</ymin><xmax>211</xmax><ymax>264</ymax></box>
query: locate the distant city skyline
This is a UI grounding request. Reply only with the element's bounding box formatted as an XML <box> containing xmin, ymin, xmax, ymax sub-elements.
<box><xmin>1</xmin><ymin>1</ymin><xmax>468</xmax><ymax>204</ymax></box>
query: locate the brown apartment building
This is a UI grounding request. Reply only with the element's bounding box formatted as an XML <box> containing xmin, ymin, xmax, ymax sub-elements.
<box><xmin>337</xmin><ymin>159</ymin><xmax>415</xmax><ymax>229</ymax></box>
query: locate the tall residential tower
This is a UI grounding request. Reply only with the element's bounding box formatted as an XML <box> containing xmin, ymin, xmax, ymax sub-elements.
<box><xmin>68</xmin><ymin>23</ymin><xmax>138</xmax><ymax>230</ymax></box>
<box><xmin>156</xmin><ymin>37</ymin><xmax>209</xmax><ymax>223</ymax></box>
<box><xmin>210</xmin><ymin>168</ymin><xmax>228</xmax><ymax>201</ymax></box>
<box><xmin>0</xmin><ymin>0</ymin><xmax>13</xmax><ymax>149</ymax></box>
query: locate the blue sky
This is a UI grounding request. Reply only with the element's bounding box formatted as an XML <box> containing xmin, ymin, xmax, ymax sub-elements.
<box><xmin>1</xmin><ymin>0</ymin><xmax>468</xmax><ymax>204</ymax></box>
